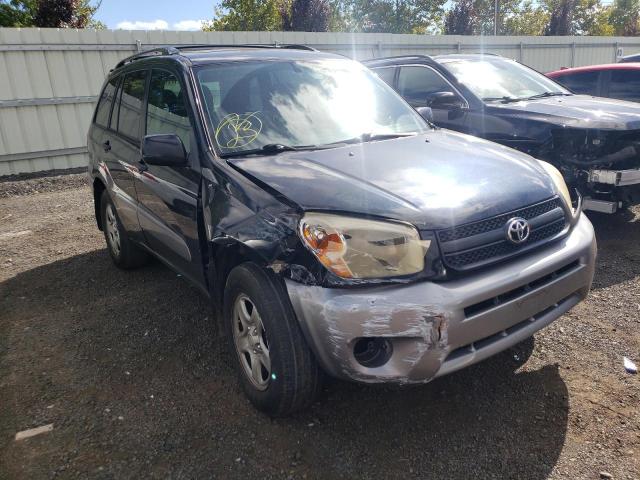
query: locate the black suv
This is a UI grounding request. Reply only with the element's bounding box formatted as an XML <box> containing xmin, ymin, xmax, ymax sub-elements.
<box><xmin>365</xmin><ymin>54</ymin><xmax>640</xmax><ymax>214</ymax></box>
<box><xmin>88</xmin><ymin>45</ymin><xmax>595</xmax><ymax>416</ymax></box>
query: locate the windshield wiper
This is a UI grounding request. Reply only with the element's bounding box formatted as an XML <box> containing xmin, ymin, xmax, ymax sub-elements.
<box><xmin>363</xmin><ymin>132</ymin><xmax>417</xmax><ymax>141</ymax></box>
<box><xmin>522</xmin><ymin>91</ymin><xmax>570</xmax><ymax>100</ymax></box>
<box><xmin>483</xmin><ymin>96</ymin><xmax>521</xmax><ymax>103</ymax></box>
<box><xmin>324</xmin><ymin>132</ymin><xmax>417</xmax><ymax>146</ymax></box>
<box><xmin>220</xmin><ymin>143</ymin><xmax>308</xmax><ymax>158</ymax></box>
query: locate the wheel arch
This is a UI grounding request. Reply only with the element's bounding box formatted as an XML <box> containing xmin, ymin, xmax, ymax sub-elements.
<box><xmin>93</xmin><ymin>177</ymin><xmax>107</xmax><ymax>230</ymax></box>
<box><xmin>208</xmin><ymin>238</ymin><xmax>271</xmax><ymax>312</ymax></box>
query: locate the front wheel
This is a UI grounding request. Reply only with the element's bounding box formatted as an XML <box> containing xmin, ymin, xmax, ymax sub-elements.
<box><xmin>224</xmin><ymin>262</ymin><xmax>323</xmax><ymax>416</ymax></box>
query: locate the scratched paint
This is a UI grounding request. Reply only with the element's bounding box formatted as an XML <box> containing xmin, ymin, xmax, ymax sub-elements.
<box><xmin>286</xmin><ymin>280</ymin><xmax>452</xmax><ymax>384</ymax></box>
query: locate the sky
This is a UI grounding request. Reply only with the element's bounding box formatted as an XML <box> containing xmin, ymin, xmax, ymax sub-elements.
<box><xmin>94</xmin><ymin>0</ymin><xmax>215</xmax><ymax>30</ymax></box>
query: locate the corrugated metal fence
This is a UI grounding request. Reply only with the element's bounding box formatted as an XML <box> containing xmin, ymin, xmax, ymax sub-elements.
<box><xmin>2</xmin><ymin>28</ymin><xmax>640</xmax><ymax>176</ymax></box>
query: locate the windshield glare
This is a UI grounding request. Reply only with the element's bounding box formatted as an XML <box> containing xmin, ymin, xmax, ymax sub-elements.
<box><xmin>442</xmin><ymin>58</ymin><xmax>569</xmax><ymax>101</ymax></box>
<box><xmin>196</xmin><ymin>59</ymin><xmax>428</xmax><ymax>155</ymax></box>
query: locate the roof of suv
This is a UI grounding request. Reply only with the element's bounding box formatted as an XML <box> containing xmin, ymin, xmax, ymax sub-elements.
<box><xmin>114</xmin><ymin>44</ymin><xmax>341</xmax><ymax>71</ymax></box>
<box><xmin>363</xmin><ymin>53</ymin><xmax>504</xmax><ymax>68</ymax></box>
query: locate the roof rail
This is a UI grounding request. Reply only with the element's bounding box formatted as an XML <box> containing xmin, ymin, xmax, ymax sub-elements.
<box><xmin>362</xmin><ymin>54</ymin><xmax>432</xmax><ymax>64</ymax></box>
<box><xmin>113</xmin><ymin>43</ymin><xmax>318</xmax><ymax>70</ymax></box>
<box><xmin>114</xmin><ymin>46</ymin><xmax>180</xmax><ymax>70</ymax></box>
<box><xmin>170</xmin><ymin>43</ymin><xmax>318</xmax><ymax>52</ymax></box>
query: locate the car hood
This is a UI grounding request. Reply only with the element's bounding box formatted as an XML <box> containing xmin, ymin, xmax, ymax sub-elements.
<box><xmin>487</xmin><ymin>94</ymin><xmax>640</xmax><ymax>130</ymax></box>
<box><xmin>228</xmin><ymin>130</ymin><xmax>558</xmax><ymax>230</ymax></box>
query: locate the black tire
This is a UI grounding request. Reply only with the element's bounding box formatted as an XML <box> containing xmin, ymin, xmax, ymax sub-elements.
<box><xmin>224</xmin><ymin>262</ymin><xmax>323</xmax><ymax>416</ymax></box>
<box><xmin>100</xmin><ymin>190</ymin><xmax>149</xmax><ymax>269</ymax></box>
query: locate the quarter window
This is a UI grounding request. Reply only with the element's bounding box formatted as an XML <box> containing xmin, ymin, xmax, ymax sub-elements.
<box><xmin>398</xmin><ymin>66</ymin><xmax>456</xmax><ymax>106</ymax></box>
<box><xmin>555</xmin><ymin>71</ymin><xmax>599</xmax><ymax>95</ymax></box>
<box><xmin>95</xmin><ymin>76</ymin><xmax>118</xmax><ymax>128</ymax></box>
<box><xmin>146</xmin><ymin>70</ymin><xmax>193</xmax><ymax>153</ymax></box>
<box><xmin>374</xmin><ymin>67</ymin><xmax>396</xmax><ymax>87</ymax></box>
<box><xmin>116</xmin><ymin>70</ymin><xmax>148</xmax><ymax>141</ymax></box>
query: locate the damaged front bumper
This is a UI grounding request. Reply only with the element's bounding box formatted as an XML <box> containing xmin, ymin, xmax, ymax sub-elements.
<box><xmin>285</xmin><ymin>214</ymin><xmax>596</xmax><ymax>384</ymax></box>
<box><xmin>588</xmin><ymin>168</ymin><xmax>640</xmax><ymax>187</ymax></box>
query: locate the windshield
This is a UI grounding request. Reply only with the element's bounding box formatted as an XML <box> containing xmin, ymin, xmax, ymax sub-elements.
<box><xmin>441</xmin><ymin>57</ymin><xmax>570</xmax><ymax>102</ymax></box>
<box><xmin>195</xmin><ymin>59</ymin><xmax>429</xmax><ymax>156</ymax></box>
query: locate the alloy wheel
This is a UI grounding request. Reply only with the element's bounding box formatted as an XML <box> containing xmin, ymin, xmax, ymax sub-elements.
<box><xmin>232</xmin><ymin>294</ymin><xmax>272</xmax><ymax>390</ymax></box>
<box><xmin>105</xmin><ymin>203</ymin><xmax>121</xmax><ymax>257</ymax></box>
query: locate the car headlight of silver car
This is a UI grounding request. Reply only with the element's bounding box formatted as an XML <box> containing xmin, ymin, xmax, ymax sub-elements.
<box><xmin>298</xmin><ymin>213</ymin><xmax>431</xmax><ymax>279</ymax></box>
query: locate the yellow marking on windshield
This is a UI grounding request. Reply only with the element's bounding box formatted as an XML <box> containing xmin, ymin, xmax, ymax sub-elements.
<box><xmin>215</xmin><ymin>112</ymin><xmax>262</xmax><ymax>149</ymax></box>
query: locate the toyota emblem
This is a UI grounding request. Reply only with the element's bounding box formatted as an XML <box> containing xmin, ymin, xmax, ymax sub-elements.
<box><xmin>505</xmin><ymin>217</ymin><xmax>530</xmax><ymax>244</ymax></box>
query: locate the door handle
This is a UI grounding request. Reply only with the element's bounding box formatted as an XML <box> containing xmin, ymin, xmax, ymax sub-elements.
<box><xmin>102</xmin><ymin>140</ymin><xmax>111</xmax><ymax>152</ymax></box>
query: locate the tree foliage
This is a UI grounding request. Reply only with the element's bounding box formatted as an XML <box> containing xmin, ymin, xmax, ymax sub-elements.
<box><xmin>203</xmin><ymin>0</ymin><xmax>639</xmax><ymax>35</ymax></box>
<box><xmin>502</xmin><ymin>1</ymin><xmax>548</xmax><ymax>35</ymax></box>
<box><xmin>343</xmin><ymin>0</ymin><xmax>447</xmax><ymax>33</ymax></box>
<box><xmin>0</xmin><ymin>0</ymin><xmax>35</xmax><ymax>26</ymax></box>
<box><xmin>281</xmin><ymin>0</ymin><xmax>331</xmax><ymax>31</ymax></box>
<box><xmin>440</xmin><ymin>0</ymin><xmax>617</xmax><ymax>35</ymax></box>
<box><xmin>203</xmin><ymin>0</ymin><xmax>282</xmax><ymax>31</ymax></box>
<box><xmin>544</xmin><ymin>0</ymin><xmax>575</xmax><ymax>34</ymax></box>
<box><xmin>609</xmin><ymin>0</ymin><xmax>640</xmax><ymax>35</ymax></box>
<box><xmin>444</xmin><ymin>0</ymin><xmax>474</xmax><ymax>34</ymax></box>
<box><xmin>0</xmin><ymin>0</ymin><xmax>103</xmax><ymax>28</ymax></box>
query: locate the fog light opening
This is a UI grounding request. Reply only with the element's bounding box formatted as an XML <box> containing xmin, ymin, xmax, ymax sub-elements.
<box><xmin>353</xmin><ymin>337</ymin><xmax>393</xmax><ymax>368</ymax></box>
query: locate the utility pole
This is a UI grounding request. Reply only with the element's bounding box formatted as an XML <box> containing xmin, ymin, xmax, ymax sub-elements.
<box><xmin>494</xmin><ymin>0</ymin><xmax>498</xmax><ymax>35</ymax></box>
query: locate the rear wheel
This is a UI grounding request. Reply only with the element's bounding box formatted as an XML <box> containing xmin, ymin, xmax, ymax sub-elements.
<box><xmin>100</xmin><ymin>190</ymin><xmax>149</xmax><ymax>269</ymax></box>
<box><xmin>224</xmin><ymin>262</ymin><xmax>323</xmax><ymax>416</ymax></box>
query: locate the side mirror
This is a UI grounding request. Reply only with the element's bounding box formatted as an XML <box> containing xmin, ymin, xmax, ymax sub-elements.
<box><xmin>141</xmin><ymin>134</ymin><xmax>187</xmax><ymax>167</ymax></box>
<box><xmin>415</xmin><ymin>106</ymin><xmax>434</xmax><ymax>123</ymax></box>
<box><xmin>427</xmin><ymin>91</ymin><xmax>463</xmax><ymax>109</ymax></box>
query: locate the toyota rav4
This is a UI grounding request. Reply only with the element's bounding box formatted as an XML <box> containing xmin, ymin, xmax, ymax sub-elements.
<box><xmin>88</xmin><ymin>45</ymin><xmax>596</xmax><ymax>416</ymax></box>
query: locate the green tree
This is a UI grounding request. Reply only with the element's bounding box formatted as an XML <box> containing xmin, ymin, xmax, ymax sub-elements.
<box><xmin>609</xmin><ymin>0</ymin><xmax>639</xmax><ymax>35</ymax></box>
<box><xmin>341</xmin><ymin>0</ymin><xmax>447</xmax><ymax>33</ymax></box>
<box><xmin>574</xmin><ymin>0</ymin><xmax>613</xmax><ymax>35</ymax></box>
<box><xmin>0</xmin><ymin>0</ymin><xmax>36</xmax><ymax>26</ymax></box>
<box><xmin>469</xmin><ymin>0</ymin><xmax>524</xmax><ymax>34</ymax></box>
<box><xmin>280</xmin><ymin>0</ymin><xmax>331</xmax><ymax>31</ymax></box>
<box><xmin>502</xmin><ymin>0</ymin><xmax>548</xmax><ymax>35</ymax></box>
<box><xmin>0</xmin><ymin>0</ymin><xmax>103</xmax><ymax>28</ymax></box>
<box><xmin>544</xmin><ymin>0</ymin><xmax>576</xmax><ymax>35</ymax></box>
<box><xmin>444</xmin><ymin>0</ymin><xmax>475</xmax><ymax>34</ymax></box>
<box><xmin>203</xmin><ymin>0</ymin><xmax>282</xmax><ymax>31</ymax></box>
<box><xmin>537</xmin><ymin>0</ymin><xmax>613</xmax><ymax>35</ymax></box>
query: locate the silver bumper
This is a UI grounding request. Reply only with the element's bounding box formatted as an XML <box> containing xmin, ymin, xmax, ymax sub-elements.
<box><xmin>285</xmin><ymin>215</ymin><xmax>596</xmax><ymax>384</ymax></box>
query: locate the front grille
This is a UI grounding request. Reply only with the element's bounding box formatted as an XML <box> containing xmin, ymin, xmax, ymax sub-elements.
<box><xmin>437</xmin><ymin>197</ymin><xmax>567</xmax><ymax>271</ymax></box>
<box><xmin>438</xmin><ymin>197</ymin><xmax>562</xmax><ymax>242</ymax></box>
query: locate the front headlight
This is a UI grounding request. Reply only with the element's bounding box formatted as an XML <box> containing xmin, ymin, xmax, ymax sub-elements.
<box><xmin>538</xmin><ymin>161</ymin><xmax>571</xmax><ymax>208</ymax></box>
<box><xmin>298</xmin><ymin>213</ymin><xmax>430</xmax><ymax>279</ymax></box>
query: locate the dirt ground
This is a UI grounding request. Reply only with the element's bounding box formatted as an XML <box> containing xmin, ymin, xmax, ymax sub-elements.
<box><xmin>1</xmin><ymin>173</ymin><xmax>639</xmax><ymax>479</ymax></box>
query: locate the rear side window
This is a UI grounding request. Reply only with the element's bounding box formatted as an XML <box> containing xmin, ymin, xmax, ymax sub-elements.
<box><xmin>554</xmin><ymin>71</ymin><xmax>599</xmax><ymax>95</ymax></box>
<box><xmin>609</xmin><ymin>70</ymin><xmax>640</xmax><ymax>102</ymax></box>
<box><xmin>398</xmin><ymin>66</ymin><xmax>456</xmax><ymax>106</ymax></box>
<box><xmin>146</xmin><ymin>69</ymin><xmax>194</xmax><ymax>153</ymax></box>
<box><xmin>115</xmin><ymin>70</ymin><xmax>148</xmax><ymax>141</ymax></box>
<box><xmin>374</xmin><ymin>67</ymin><xmax>396</xmax><ymax>87</ymax></box>
<box><xmin>95</xmin><ymin>76</ymin><xmax>118</xmax><ymax>128</ymax></box>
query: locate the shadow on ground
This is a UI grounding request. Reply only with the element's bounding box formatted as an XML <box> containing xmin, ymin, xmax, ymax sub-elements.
<box><xmin>587</xmin><ymin>210</ymin><xmax>640</xmax><ymax>290</ymax></box>
<box><xmin>1</xmin><ymin>250</ymin><xmax>568</xmax><ymax>479</ymax></box>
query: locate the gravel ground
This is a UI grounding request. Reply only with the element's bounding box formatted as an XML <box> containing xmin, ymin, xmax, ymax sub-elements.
<box><xmin>1</xmin><ymin>173</ymin><xmax>639</xmax><ymax>479</ymax></box>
